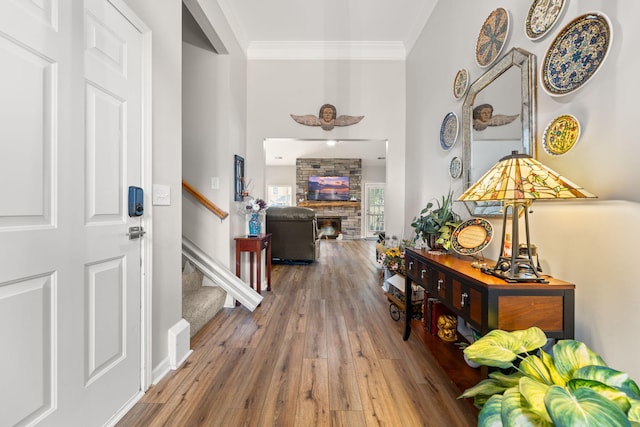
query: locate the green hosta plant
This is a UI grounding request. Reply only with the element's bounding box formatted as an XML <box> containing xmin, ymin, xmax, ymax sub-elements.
<box><xmin>460</xmin><ymin>327</ymin><xmax>640</xmax><ymax>427</ymax></box>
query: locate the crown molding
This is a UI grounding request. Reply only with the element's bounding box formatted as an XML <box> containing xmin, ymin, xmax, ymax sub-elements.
<box><xmin>247</xmin><ymin>41</ymin><xmax>406</xmax><ymax>61</ymax></box>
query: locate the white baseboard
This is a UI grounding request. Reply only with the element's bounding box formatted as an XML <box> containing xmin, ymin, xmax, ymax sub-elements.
<box><xmin>168</xmin><ymin>319</ymin><xmax>192</xmax><ymax>370</ymax></box>
<box><xmin>109</xmin><ymin>320</ymin><xmax>193</xmax><ymax>424</ymax></box>
<box><xmin>152</xmin><ymin>357</ymin><xmax>171</xmax><ymax>385</ymax></box>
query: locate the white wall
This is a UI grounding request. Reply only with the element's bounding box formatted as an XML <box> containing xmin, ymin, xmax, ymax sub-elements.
<box><xmin>247</xmin><ymin>60</ymin><xmax>406</xmax><ymax>238</ymax></box>
<box><xmin>123</xmin><ymin>0</ymin><xmax>183</xmax><ymax>373</ymax></box>
<box><xmin>407</xmin><ymin>1</ymin><xmax>640</xmax><ymax>380</ymax></box>
<box><xmin>530</xmin><ymin>201</ymin><xmax>640</xmax><ymax>377</ymax></box>
<box><xmin>362</xmin><ymin>164</ymin><xmax>385</xmax><ymax>184</ymax></box>
<box><xmin>181</xmin><ymin>1</ymin><xmax>247</xmax><ymax>268</ymax></box>
<box><xmin>124</xmin><ymin>0</ymin><xmax>248</xmax><ymax>380</ymax></box>
<box><xmin>182</xmin><ymin>44</ymin><xmax>245</xmax><ymax>266</ymax></box>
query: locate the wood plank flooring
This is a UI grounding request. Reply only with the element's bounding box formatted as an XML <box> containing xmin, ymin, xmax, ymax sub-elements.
<box><xmin>117</xmin><ymin>240</ymin><xmax>478</xmax><ymax>427</ymax></box>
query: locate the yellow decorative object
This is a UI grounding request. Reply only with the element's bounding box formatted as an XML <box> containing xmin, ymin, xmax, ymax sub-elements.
<box><xmin>542</xmin><ymin>114</ymin><xmax>580</xmax><ymax>156</ymax></box>
<box><xmin>437</xmin><ymin>314</ymin><xmax>458</xmax><ymax>342</ymax></box>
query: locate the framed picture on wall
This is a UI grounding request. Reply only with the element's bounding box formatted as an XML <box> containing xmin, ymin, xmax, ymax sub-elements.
<box><xmin>234</xmin><ymin>154</ymin><xmax>244</xmax><ymax>201</ymax></box>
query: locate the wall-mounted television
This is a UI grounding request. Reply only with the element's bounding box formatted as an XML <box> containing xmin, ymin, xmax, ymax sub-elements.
<box><xmin>307</xmin><ymin>176</ymin><xmax>350</xmax><ymax>201</ymax></box>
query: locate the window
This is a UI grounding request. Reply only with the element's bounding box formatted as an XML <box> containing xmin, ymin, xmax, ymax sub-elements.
<box><xmin>267</xmin><ymin>185</ymin><xmax>292</xmax><ymax>206</ymax></box>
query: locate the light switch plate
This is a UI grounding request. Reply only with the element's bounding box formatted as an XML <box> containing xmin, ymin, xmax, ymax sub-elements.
<box><xmin>211</xmin><ymin>177</ymin><xmax>220</xmax><ymax>189</ymax></box>
<box><xmin>152</xmin><ymin>184</ymin><xmax>171</xmax><ymax>206</ymax></box>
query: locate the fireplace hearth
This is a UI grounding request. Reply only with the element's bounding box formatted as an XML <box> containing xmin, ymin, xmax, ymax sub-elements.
<box><xmin>318</xmin><ymin>217</ymin><xmax>342</xmax><ymax>239</ymax></box>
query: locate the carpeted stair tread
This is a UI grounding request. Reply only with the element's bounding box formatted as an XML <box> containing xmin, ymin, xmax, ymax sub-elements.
<box><xmin>182</xmin><ymin>267</ymin><xmax>226</xmax><ymax>337</ymax></box>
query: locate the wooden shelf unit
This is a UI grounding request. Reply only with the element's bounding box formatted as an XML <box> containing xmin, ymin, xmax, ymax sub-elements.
<box><xmin>298</xmin><ymin>200</ymin><xmax>360</xmax><ymax>208</ymax></box>
<box><xmin>402</xmin><ymin>249</ymin><xmax>575</xmax><ymax>390</ymax></box>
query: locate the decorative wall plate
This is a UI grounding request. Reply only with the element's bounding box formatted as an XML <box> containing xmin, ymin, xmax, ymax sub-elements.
<box><xmin>449</xmin><ymin>157</ymin><xmax>462</xmax><ymax>179</ymax></box>
<box><xmin>542</xmin><ymin>114</ymin><xmax>580</xmax><ymax>156</ymax></box>
<box><xmin>475</xmin><ymin>8</ymin><xmax>510</xmax><ymax>68</ymax></box>
<box><xmin>542</xmin><ymin>12</ymin><xmax>612</xmax><ymax>96</ymax></box>
<box><xmin>451</xmin><ymin>218</ymin><xmax>494</xmax><ymax>256</ymax></box>
<box><xmin>525</xmin><ymin>0</ymin><xmax>566</xmax><ymax>40</ymax></box>
<box><xmin>440</xmin><ymin>112</ymin><xmax>459</xmax><ymax>150</ymax></box>
<box><xmin>453</xmin><ymin>69</ymin><xmax>469</xmax><ymax>99</ymax></box>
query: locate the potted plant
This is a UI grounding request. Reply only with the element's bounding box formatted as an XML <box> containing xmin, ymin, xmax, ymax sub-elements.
<box><xmin>411</xmin><ymin>189</ymin><xmax>461</xmax><ymax>250</ymax></box>
<box><xmin>460</xmin><ymin>326</ymin><xmax>640</xmax><ymax>426</ymax></box>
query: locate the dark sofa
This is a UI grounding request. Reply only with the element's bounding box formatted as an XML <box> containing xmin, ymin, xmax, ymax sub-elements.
<box><xmin>265</xmin><ymin>206</ymin><xmax>320</xmax><ymax>262</ymax></box>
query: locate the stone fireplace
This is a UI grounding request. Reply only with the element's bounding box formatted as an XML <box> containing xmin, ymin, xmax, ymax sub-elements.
<box><xmin>296</xmin><ymin>158</ymin><xmax>361</xmax><ymax>239</ymax></box>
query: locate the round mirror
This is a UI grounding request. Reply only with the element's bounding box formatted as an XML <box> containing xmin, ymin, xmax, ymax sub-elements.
<box><xmin>461</xmin><ymin>48</ymin><xmax>537</xmax><ymax>216</ymax></box>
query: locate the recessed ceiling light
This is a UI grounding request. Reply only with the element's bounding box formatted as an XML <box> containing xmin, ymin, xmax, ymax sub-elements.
<box><xmin>326</xmin><ymin>140</ymin><xmax>337</xmax><ymax>146</ymax></box>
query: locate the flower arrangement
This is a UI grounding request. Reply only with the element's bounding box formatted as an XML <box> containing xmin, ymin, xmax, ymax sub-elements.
<box><xmin>236</xmin><ymin>197</ymin><xmax>267</xmax><ymax>216</ymax></box>
<box><xmin>379</xmin><ymin>246</ymin><xmax>405</xmax><ymax>275</ymax></box>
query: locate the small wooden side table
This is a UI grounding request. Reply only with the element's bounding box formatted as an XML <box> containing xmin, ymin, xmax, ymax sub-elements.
<box><xmin>234</xmin><ymin>233</ymin><xmax>272</xmax><ymax>293</ymax></box>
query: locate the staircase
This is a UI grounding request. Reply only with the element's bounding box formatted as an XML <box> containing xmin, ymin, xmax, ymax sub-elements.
<box><xmin>182</xmin><ymin>261</ymin><xmax>226</xmax><ymax>337</ymax></box>
<box><xmin>180</xmin><ymin>184</ymin><xmax>260</xmax><ymax>336</ymax></box>
<box><xmin>181</xmin><ymin>236</ymin><xmax>263</xmax><ymax>337</ymax></box>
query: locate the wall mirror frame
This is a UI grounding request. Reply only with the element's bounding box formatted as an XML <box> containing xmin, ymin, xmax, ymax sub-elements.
<box><xmin>461</xmin><ymin>47</ymin><xmax>537</xmax><ymax>216</ymax></box>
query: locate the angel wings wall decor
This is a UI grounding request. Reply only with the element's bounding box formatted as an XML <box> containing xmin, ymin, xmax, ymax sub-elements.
<box><xmin>472</xmin><ymin>103</ymin><xmax>519</xmax><ymax>131</ymax></box>
<box><xmin>290</xmin><ymin>103</ymin><xmax>364</xmax><ymax>131</ymax></box>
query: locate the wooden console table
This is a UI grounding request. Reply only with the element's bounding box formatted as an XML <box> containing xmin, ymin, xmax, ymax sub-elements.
<box><xmin>234</xmin><ymin>233</ymin><xmax>272</xmax><ymax>293</ymax></box>
<box><xmin>403</xmin><ymin>248</ymin><xmax>575</xmax><ymax>386</ymax></box>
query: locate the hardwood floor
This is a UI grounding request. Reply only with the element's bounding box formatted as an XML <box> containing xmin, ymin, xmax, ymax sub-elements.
<box><xmin>117</xmin><ymin>240</ymin><xmax>478</xmax><ymax>427</ymax></box>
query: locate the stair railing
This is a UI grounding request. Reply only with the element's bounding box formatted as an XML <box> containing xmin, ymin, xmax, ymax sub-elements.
<box><xmin>182</xmin><ymin>237</ymin><xmax>263</xmax><ymax>311</ymax></box>
<box><xmin>182</xmin><ymin>179</ymin><xmax>229</xmax><ymax>220</ymax></box>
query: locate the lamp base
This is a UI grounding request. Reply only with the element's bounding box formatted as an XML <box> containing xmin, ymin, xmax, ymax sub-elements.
<box><xmin>481</xmin><ymin>202</ymin><xmax>548</xmax><ymax>284</ymax></box>
<box><xmin>481</xmin><ymin>266</ymin><xmax>548</xmax><ymax>283</ymax></box>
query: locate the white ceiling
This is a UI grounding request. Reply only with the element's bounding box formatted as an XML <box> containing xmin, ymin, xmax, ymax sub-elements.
<box><xmin>264</xmin><ymin>139</ymin><xmax>387</xmax><ymax>167</ymax></box>
<box><xmin>217</xmin><ymin>0</ymin><xmax>438</xmax><ymax>59</ymax></box>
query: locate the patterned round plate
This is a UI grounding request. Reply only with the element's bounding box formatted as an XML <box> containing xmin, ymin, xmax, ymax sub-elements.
<box><xmin>476</xmin><ymin>8</ymin><xmax>510</xmax><ymax>68</ymax></box>
<box><xmin>440</xmin><ymin>112</ymin><xmax>459</xmax><ymax>150</ymax></box>
<box><xmin>449</xmin><ymin>157</ymin><xmax>462</xmax><ymax>179</ymax></box>
<box><xmin>542</xmin><ymin>114</ymin><xmax>580</xmax><ymax>156</ymax></box>
<box><xmin>451</xmin><ymin>218</ymin><xmax>494</xmax><ymax>256</ymax></box>
<box><xmin>453</xmin><ymin>69</ymin><xmax>469</xmax><ymax>100</ymax></box>
<box><xmin>525</xmin><ymin>0</ymin><xmax>566</xmax><ymax>40</ymax></box>
<box><xmin>542</xmin><ymin>12</ymin><xmax>612</xmax><ymax>96</ymax></box>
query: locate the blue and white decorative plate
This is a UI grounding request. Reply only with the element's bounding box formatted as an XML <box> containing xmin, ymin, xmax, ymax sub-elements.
<box><xmin>451</xmin><ymin>218</ymin><xmax>494</xmax><ymax>256</ymax></box>
<box><xmin>449</xmin><ymin>157</ymin><xmax>462</xmax><ymax>179</ymax></box>
<box><xmin>440</xmin><ymin>112</ymin><xmax>459</xmax><ymax>150</ymax></box>
<box><xmin>453</xmin><ymin>69</ymin><xmax>469</xmax><ymax>100</ymax></box>
<box><xmin>542</xmin><ymin>12</ymin><xmax>612</xmax><ymax>96</ymax></box>
<box><xmin>476</xmin><ymin>8</ymin><xmax>510</xmax><ymax>68</ymax></box>
<box><xmin>525</xmin><ymin>0</ymin><xmax>566</xmax><ymax>40</ymax></box>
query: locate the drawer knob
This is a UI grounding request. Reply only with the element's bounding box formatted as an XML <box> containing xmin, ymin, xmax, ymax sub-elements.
<box><xmin>437</xmin><ymin>279</ymin><xmax>443</xmax><ymax>291</ymax></box>
<box><xmin>421</xmin><ymin>269</ymin><xmax>426</xmax><ymax>279</ymax></box>
<box><xmin>409</xmin><ymin>261</ymin><xmax>414</xmax><ymax>270</ymax></box>
<box><xmin>461</xmin><ymin>292</ymin><xmax>468</xmax><ymax>307</ymax></box>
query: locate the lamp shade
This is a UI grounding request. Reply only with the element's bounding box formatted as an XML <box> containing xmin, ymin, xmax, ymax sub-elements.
<box><xmin>458</xmin><ymin>151</ymin><xmax>596</xmax><ymax>202</ymax></box>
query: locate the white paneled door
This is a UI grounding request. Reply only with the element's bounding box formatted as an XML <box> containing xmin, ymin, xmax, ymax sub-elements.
<box><xmin>364</xmin><ymin>183</ymin><xmax>385</xmax><ymax>239</ymax></box>
<box><xmin>0</xmin><ymin>1</ymin><xmax>148</xmax><ymax>425</ymax></box>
